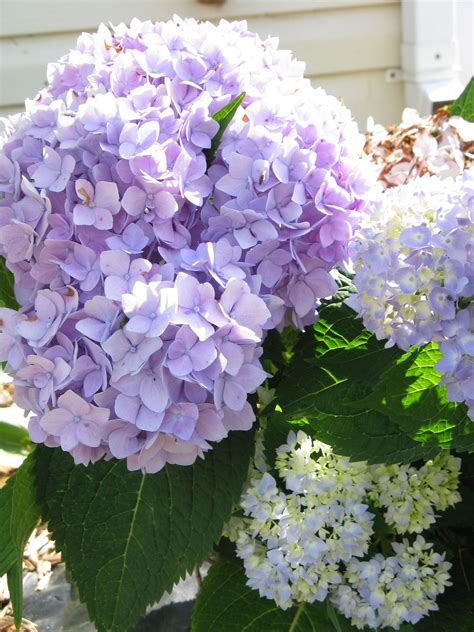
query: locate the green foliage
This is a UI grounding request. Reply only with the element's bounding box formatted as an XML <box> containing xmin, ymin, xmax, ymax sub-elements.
<box><xmin>365</xmin><ymin>343</ymin><xmax>474</xmax><ymax>452</ymax></box>
<box><xmin>307</xmin><ymin>302</ymin><xmax>402</xmax><ymax>384</ymax></box>
<box><xmin>33</xmin><ymin>429</ymin><xmax>255</xmax><ymax>632</ymax></box>
<box><xmin>418</xmin><ymin>452</ymin><xmax>474</xmax><ymax>630</ymax></box>
<box><xmin>448</xmin><ymin>76</ymin><xmax>474</xmax><ymax>122</ymax></box>
<box><xmin>0</xmin><ymin>453</ymin><xmax>42</xmax><ymax>627</ymax></box>
<box><xmin>0</xmin><ymin>256</ymin><xmax>18</xmax><ymax>310</ymax></box>
<box><xmin>0</xmin><ymin>478</ymin><xmax>16</xmax><ymax>576</ymax></box>
<box><xmin>204</xmin><ymin>92</ymin><xmax>246</xmax><ymax>167</ymax></box>
<box><xmin>192</xmin><ymin>556</ymin><xmax>347</xmax><ymax>632</ymax></box>
<box><xmin>265</xmin><ymin>300</ymin><xmax>473</xmax><ymax>466</ymax></box>
<box><xmin>0</xmin><ymin>421</ymin><xmax>32</xmax><ymax>455</ymax></box>
<box><xmin>416</xmin><ymin>543</ymin><xmax>474</xmax><ymax>631</ymax></box>
<box><xmin>437</xmin><ymin>452</ymin><xmax>474</xmax><ymax>528</ymax></box>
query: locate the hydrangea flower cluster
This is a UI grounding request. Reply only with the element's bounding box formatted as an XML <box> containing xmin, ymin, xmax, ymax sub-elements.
<box><xmin>227</xmin><ymin>431</ymin><xmax>460</xmax><ymax>629</ymax></box>
<box><xmin>368</xmin><ymin>454</ymin><xmax>461</xmax><ymax>534</ymax></box>
<box><xmin>347</xmin><ymin>170</ymin><xmax>474</xmax><ymax>418</ymax></box>
<box><xmin>332</xmin><ymin>536</ymin><xmax>452</xmax><ymax>629</ymax></box>
<box><xmin>0</xmin><ymin>17</ymin><xmax>375</xmax><ymax>470</ymax></box>
<box><xmin>232</xmin><ymin>434</ymin><xmax>374</xmax><ymax>608</ymax></box>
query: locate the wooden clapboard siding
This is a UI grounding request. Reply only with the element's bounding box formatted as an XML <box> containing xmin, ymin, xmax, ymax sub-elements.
<box><xmin>249</xmin><ymin>6</ymin><xmax>400</xmax><ymax>76</ymax></box>
<box><xmin>0</xmin><ymin>0</ymin><xmax>398</xmax><ymax>37</ymax></box>
<box><xmin>0</xmin><ymin>0</ymin><xmax>403</xmax><ymax>126</ymax></box>
<box><xmin>0</xmin><ymin>105</ymin><xmax>21</xmax><ymax>118</ymax></box>
<box><xmin>311</xmin><ymin>70</ymin><xmax>404</xmax><ymax>126</ymax></box>
<box><xmin>0</xmin><ymin>33</ymin><xmax>78</xmax><ymax>108</ymax></box>
<box><xmin>0</xmin><ymin>5</ymin><xmax>400</xmax><ymax>107</ymax></box>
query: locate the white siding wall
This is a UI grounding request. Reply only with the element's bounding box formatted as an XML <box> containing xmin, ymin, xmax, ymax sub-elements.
<box><xmin>0</xmin><ymin>0</ymin><xmax>403</xmax><ymax>127</ymax></box>
<box><xmin>455</xmin><ymin>0</ymin><xmax>474</xmax><ymax>87</ymax></box>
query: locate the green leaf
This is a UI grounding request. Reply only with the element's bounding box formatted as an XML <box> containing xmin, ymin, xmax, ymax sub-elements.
<box><xmin>34</xmin><ymin>429</ymin><xmax>255</xmax><ymax>632</ymax></box>
<box><xmin>326</xmin><ymin>599</ymin><xmax>344</xmax><ymax>632</ymax></box>
<box><xmin>0</xmin><ymin>255</ymin><xmax>19</xmax><ymax>310</ymax></box>
<box><xmin>192</xmin><ymin>557</ymin><xmax>343</xmax><ymax>632</ymax></box>
<box><xmin>448</xmin><ymin>76</ymin><xmax>474</xmax><ymax>122</ymax></box>
<box><xmin>0</xmin><ymin>421</ymin><xmax>32</xmax><ymax>455</ymax></box>
<box><xmin>0</xmin><ymin>481</ymin><xmax>16</xmax><ymax>575</ymax></box>
<box><xmin>366</xmin><ymin>343</ymin><xmax>474</xmax><ymax>452</ymax></box>
<box><xmin>266</xmin><ymin>407</ymin><xmax>439</xmax><ymax>469</ymax></box>
<box><xmin>265</xmin><ymin>303</ymin><xmax>454</xmax><ymax>465</ymax></box>
<box><xmin>0</xmin><ymin>452</ymin><xmax>42</xmax><ymax>627</ymax></box>
<box><xmin>306</xmin><ymin>303</ymin><xmax>402</xmax><ymax>384</ymax></box>
<box><xmin>7</xmin><ymin>563</ymin><xmax>23</xmax><ymax>629</ymax></box>
<box><xmin>204</xmin><ymin>92</ymin><xmax>245</xmax><ymax>167</ymax></box>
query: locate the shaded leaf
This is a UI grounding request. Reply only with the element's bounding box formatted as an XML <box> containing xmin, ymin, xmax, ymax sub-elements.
<box><xmin>416</xmin><ymin>545</ymin><xmax>474</xmax><ymax>631</ymax></box>
<box><xmin>265</xmin><ymin>302</ymin><xmax>465</xmax><ymax>464</ymax></box>
<box><xmin>307</xmin><ymin>303</ymin><xmax>402</xmax><ymax>384</ymax></box>
<box><xmin>365</xmin><ymin>343</ymin><xmax>474</xmax><ymax>452</ymax></box>
<box><xmin>0</xmin><ymin>482</ymin><xmax>16</xmax><ymax>576</ymax></box>
<box><xmin>266</xmin><ymin>407</ymin><xmax>439</xmax><ymax>469</ymax></box>
<box><xmin>192</xmin><ymin>557</ymin><xmax>341</xmax><ymax>632</ymax></box>
<box><xmin>34</xmin><ymin>429</ymin><xmax>255</xmax><ymax>632</ymax></box>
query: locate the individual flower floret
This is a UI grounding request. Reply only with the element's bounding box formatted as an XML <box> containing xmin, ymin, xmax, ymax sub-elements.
<box><xmin>28</xmin><ymin>147</ymin><xmax>75</xmax><ymax>192</ymax></box>
<box><xmin>73</xmin><ymin>180</ymin><xmax>121</xmax><ymax>230</ymax></box>
<box><xmin>39</xmin><ymin>390</ymin><xmax>110</xmax><ymax>463</ymax></box>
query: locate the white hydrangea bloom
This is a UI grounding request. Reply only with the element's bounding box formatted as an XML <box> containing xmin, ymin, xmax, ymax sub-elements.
<box><xmin>225</xmin><ymin>430</ymin><xmax>462</xmax><ymax>628</ymax></box>
<box><xmin>347</xmin><ymin>172</ymin><xmax>473</xmax><ymax>353</ymax></box>
<box><xmin>332</xmin><ymin>536</ymin><xmax>452</xmax><ymax>630</ymax></box>
<box><xmin>368</xmin><ymin>453</ymin><xmax>461</xmax><ymax>533</ymax></box>
<box><xmin>231</xmin><ymin>431</ymin><xmax>374</xmax><ymax>609</ymax></box>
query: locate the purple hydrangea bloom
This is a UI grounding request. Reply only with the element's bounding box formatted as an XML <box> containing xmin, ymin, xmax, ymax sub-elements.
<box><xmin>348</xmin><ymin>170</ymin><xmax>474</xmax><ymax>419</ymax></box>
<box><xmin>0</xmin><ymin>17</ymin><xmax>375</xmax><ymax>469</ymax></box>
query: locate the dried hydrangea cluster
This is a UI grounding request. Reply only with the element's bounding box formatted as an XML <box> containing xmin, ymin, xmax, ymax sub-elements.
<box><xmin>227</xmin><ymin>431</ymin><xmax>460</xmax><ymax>629</ymax></box>
<box><xmin>347</xmin><ymin>170</ymin><xmax>474</xmax><ymax>418</ymax></box>
<box><xmin>365</xmin><ymin>107</ymin><xmax>474</xmax><ymax>188</ymax></box>
<box><xmin>0</xmin><ymin>17</ymin><xmax>375</xmax><ymax>470</ymax></box>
